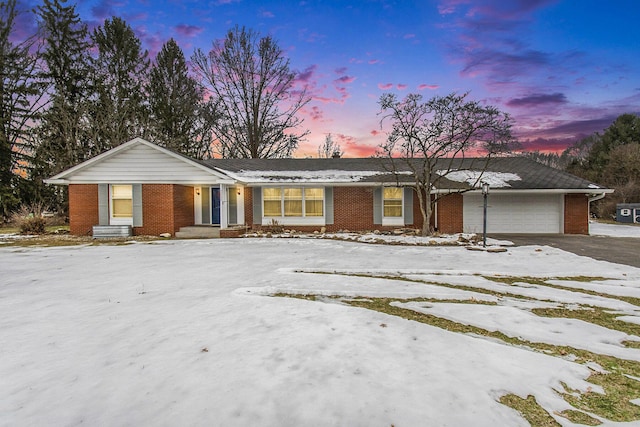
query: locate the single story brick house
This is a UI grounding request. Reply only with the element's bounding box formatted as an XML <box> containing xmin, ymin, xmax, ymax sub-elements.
<box><xmin>45</xmin><ymin>137</ymin><xmax>611</xmax><ymax>236</ymax></box>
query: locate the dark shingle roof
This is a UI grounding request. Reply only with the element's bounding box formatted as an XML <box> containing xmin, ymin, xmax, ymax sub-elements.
<box><xmin>199</xmin><ymin>156</ymin><xmax>605</xmax><ymax>191</ymax></box>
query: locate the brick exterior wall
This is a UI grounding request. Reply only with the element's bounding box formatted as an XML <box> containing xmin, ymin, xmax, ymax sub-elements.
<box><xmin>134</xmin><ymin>184</ymin><xmax>194</xmax><ymax>236</ymax></box>
<box><xmin>68</xmin><ymin>184</ymin><xmax>99</xmax><ymax>236</ymax></box>
<box><xmin>564</xmin><ymin>193</ymin><xmax>589</xmax><ymax>235</ymax></box>
<box><xmin>437</xmin><ymin>193</ymin><xmax>463</xmax><ymax>234</ymax></box>
<box><xmin>245</xmin><ymin>187</ymin><xmax>254</xmax><ymax>226</ymax></box>
<box><xmin>332</xmin><ymin>187</ymin><xmax>375</xmax><ymax>231</ymax></box>
<box><xmin>172</xmin><ymin>185</ymin><xmax>195</xmax><ymax>232</ymax></box>
<box><xmin>245</xmin><ymin>186</ymin><xmax>438</xmax><ymax>233</ymax></box>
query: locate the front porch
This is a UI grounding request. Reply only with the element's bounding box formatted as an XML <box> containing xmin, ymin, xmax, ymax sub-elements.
<box><xmin>175</xmin><ymin>225</ymin><xmax>221</xmax><ymax>239</ymax></box>
<box><xmin>174</xmin><ymin>225</ymin><xmax>248</xmax><ymax>238</ymax></box>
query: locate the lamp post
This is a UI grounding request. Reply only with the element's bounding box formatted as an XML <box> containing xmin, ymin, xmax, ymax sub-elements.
<box><xmin>481</xmin><ymin>182</ymin><xmax>490</xmax><ymax>248</ymax></box>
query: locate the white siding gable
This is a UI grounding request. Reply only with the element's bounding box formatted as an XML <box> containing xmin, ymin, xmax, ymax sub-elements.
<box><xmin>53</xmin><ymin>142</ymin><xmax>232</xmax><ymax>184</ymax></box>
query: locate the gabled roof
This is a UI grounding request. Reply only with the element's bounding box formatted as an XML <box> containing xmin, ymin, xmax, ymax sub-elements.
<box><xmin>46</xmin><ymin>138</ymin><xmax>234</xmax><ymax>184</ymax></box>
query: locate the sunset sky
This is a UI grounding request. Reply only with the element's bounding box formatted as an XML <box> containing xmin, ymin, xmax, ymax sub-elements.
<box><xmin>14</xmin><ymin>0</ymin><xmax>640</xmax><ymax>157</ymax></box>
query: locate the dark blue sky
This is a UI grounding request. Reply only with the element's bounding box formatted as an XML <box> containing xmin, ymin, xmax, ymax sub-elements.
<box><xmin>14</xmin><ymin>0</ymin><xmax>640</xmax><ymax>157</ymax></box>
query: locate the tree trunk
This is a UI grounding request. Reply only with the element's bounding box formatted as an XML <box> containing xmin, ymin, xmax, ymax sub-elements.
<box><xmin>414</xmin><ymin>186</ymin><xmax>434</xmax><ymax>236</ymax></box>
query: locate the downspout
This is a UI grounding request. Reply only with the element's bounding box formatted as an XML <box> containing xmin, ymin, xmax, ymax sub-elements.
<box><xmin>587</xmin><ymin>192</ymin><xmax>608</xmax><ymax>223</ymax></box>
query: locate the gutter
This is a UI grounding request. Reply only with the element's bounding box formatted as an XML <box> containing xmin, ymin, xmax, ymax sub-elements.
<box><xmin>588</xmin><ymin>192</ymin><xmax>610</xmax><ymax>203</ymax></box>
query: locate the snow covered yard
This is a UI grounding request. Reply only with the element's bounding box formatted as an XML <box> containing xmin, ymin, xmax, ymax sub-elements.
<box><xmin>2</xmin><ymin>237</ymin><xmax>640</xmax><ymax>426</ymax></box>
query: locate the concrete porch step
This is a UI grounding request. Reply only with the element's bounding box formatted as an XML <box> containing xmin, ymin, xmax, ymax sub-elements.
<box><xmin>93</xmin><ymin>225</ymin><xmax>132</xmax><ymax>238</ymax></box>
<box><xmin>175</xmin><ymin>226</ymin><xmax>220</xmax><ymax>239</ymax></box>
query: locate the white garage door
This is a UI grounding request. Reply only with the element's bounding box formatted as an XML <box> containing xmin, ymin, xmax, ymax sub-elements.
<box><xmin>462</xmin><ymin>193</ymin><xmax>563</xmax><ymax>234</ymax></box>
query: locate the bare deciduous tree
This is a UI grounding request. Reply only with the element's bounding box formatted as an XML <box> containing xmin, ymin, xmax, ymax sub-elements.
<box><xmin>378</xmin><ymin>92</ymin><xmax>516</xmax><ymax>236</ymax></box>
<box><xmin>192</xmin><ymin>26</ymin><xmax>310</xmax><ymax>158</ymax></box>
<box><xmin>317</xmin><ymin>133</ymin><xmax>342</xmax><ymax>158</ymax></box>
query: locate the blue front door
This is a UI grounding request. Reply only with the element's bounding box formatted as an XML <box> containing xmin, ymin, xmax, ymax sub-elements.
<box><xmin>211</xmin><ymin>188</ymin><xmax>221</xmax><ymax>225</ymax></box>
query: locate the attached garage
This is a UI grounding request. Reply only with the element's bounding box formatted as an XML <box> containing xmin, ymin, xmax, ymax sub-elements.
<box><xmin>463</xmin><ymin>193</ymin><xmax>563</xmax><ymax>234</ymax></box>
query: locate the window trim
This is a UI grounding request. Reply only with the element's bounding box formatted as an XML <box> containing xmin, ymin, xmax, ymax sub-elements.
<box><xmin>382</xmin><ymin>186</ymin><xmax>405</xmax><ymax>226</ymax></box>
<box><xmin>110</xmin><ymin>184</ymin><xmax>133</xmax><ymax>225</ymax></box>
<box><xmin>262</xmin><ymin>186</ymin><xmax>325</xmax><ymax>225</ymax></box>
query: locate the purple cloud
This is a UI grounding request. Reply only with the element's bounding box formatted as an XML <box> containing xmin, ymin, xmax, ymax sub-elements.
<box><xmin>335</xmin><ymin>67</ymin><xmax>348</xmax><ymax>75</ymax></box>
<box><xmin>260</xmin><ymin>10</ymin><xmax>274</xmax><ymax>18</ymax></box>
<box><xmin>418</xmin><ymin>84</ymin><xmax>440</xmax><ymax>90</ymax></box>
<box><xmin>91</xmin><ymin>0</ymin><xmax>124</xmax><ymax>20</ymax></box>
<box><xmin>507</xmin><ymin>93</ymin><xmax>568</xmax><ymax>108</ymax></box>
<box><xmin>174</xmin><ymin>24</ymin><xmax>203</xmax><ymax>38</ymax></box>
<box><xmin>295</xmin><ymin>65</ymin><xmax>317</xmax><ymax>84</ymax></box>
<box><xmin>460</xmin><ymin>48</ymin><xmax>551</xmax><ymax>81</ymax></box>
<box><xmin>378</xmin><ymin>83</ymin><xmax>393</xmax><ymax>90</ymax></box>
<box><xmin>9</xmin><ymin>0</ymin><xmax>39</xmax><ymax>43</ymax></box>
<box><xmin>334</xmin><ymin>75</ymin><xmax>356</xmax><ymax>84</ymax></box>
<box><xmin>539</xmin><ymin>116</ymin><xmax>618</xmax><ymax>137</ymax></box>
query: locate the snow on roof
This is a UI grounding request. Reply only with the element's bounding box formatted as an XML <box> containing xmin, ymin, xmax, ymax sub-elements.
<box><xmin>216</xmin><ymin>169</ymin><xmax>410</xmax><ymax>183</ymax></box>
<box><xmin>438</xmin><ymin>170</ymin><xmax>522</xmax><ymax>188</ymax></box>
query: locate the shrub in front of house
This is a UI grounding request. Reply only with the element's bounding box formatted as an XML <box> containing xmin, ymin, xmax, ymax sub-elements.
<box><xmin>10</xmin><ymin>203</ymin><xmax>49</xmax><ymax>235</ymax></box>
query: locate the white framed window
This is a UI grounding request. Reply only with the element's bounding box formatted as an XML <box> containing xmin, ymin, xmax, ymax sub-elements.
<box><xmin>304</xmin><ymin>188</ymin><xmax>324</xmax><ymax>216</ymax></box>
<box><xmin>263</xmin><ymin>187</ymin><xmax>282</xmax><ymax>216</ymax></box>
<box><xmin>110</xmin><ymin>184</ymin><xmax>133</xmax><ymax>225</ymax></box>
<box><xmin>263</xmin><ymin>187</ymin><xmax>325</xmax><ymax>224</ymax></box>
<box><xmin>383</xmin><ymin>187</ymin><xmax>403</xmax><ymax>217</ymax></box>
<box><xmin>284</xmin><ymin>188</ymin><xmax>303</xmax><ymax>216</ymax></box>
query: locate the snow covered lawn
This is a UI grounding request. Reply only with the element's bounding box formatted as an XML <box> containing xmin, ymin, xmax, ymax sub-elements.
<box><xmin>2</xmin><ymin>238</ymin><xmax>640</xmax><ymax>426</ymax></box>
<box><xmin>590</xmin><ymin>221</ymin><xmax>640</xmax><ymax>238</ymax></box>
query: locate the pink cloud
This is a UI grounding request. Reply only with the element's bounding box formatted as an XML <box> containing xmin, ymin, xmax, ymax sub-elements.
<box><xmin>308</xmin><ymin>106</ymin><xmax>323</xmax><ymax>121</ymax></box>
<box><xmin>368</xmin><ymin>59</ymin><xmax>380</xmax><ymax>64</ymax></box>
<box><xmin>397</xmin><ymin>84</ymin><xmax>407</xmax><ymax>90</ymax></box>
<box><xmin>313</xmin><ymin>96</ymin><xmax>340</xmax><ymax>104</ymax></box>
<box><xmin>335</xmin><ymin>67</ymin><xmax>348</xmax><ymax>75</ymax></box>
<box><xmin>418</xmin><ymin>84</ymin><xmax>440</xmax><ymax>90</ymax></box>
<box><xmin>334</xmin><ymin>75</ymin><xmax>356</xmax><ymax>84</ymax></box>
<box><xmin>370</xmin><ymin>129</ymin><xmax>382</xmax><ymax>136</ymax></box>
<box><xmin>437</xmin><ymin>0</ymin><xmax>470</xmax><ymax>16</ymax></box>
<box><xmin>378</xmin><ymin>83</ymin><xmax>393</xmax><ymax>90</ymax></box>
<box><xmin>174</xmin><ymin>24</ymin><xmax>203</xmax><ymax>38</ymax></box>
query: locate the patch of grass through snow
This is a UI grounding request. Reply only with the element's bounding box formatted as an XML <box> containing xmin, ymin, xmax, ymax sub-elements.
<box><xmin>483</xmin><ymin>275</ymin><xmax>640</xmax><ymax>307</ymax></box>
<box><xmin>499</xmin><ymin>394</ymin><xmax>561</xmax><ymax>427</ymax></box>
<box><xmin>533</xmin><ymin>307</ymin><xmax>640</xmax><ymax>346</ymax></box>
<box><xmin>276</xmin><ymin>273</ymin><xmax>640</xmax><ymax>426</ymax></box>
<box><xmin>555</xmin><ymin>408</ymin><xmax>601</xmax><ymax>426</ymax></box>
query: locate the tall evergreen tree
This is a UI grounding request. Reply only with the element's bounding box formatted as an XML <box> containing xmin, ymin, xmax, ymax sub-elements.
<box><xmin>147</xmin><ymin>38</ymin><xmax>212</xmax><ymax>159</ymax></box>
<box><xmin>89</xmin><ymin>17</ymin><xmax>149</xmax><ymax>151</ymax></box>
<box><xmin>0</xmin><ymin>0</ymin><xmax>42</xmax><ymax>218</ymax></box>
<box><xmin>34</xmin><ymin>0</ymin><xmax>92</xmax><ymax>210</ymax></box>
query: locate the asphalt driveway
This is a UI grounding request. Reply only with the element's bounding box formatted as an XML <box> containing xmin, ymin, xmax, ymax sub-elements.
<box><xmin>493</xmin><ymin>234</ymin><xmax>640</xmax><ymax>268</ymax></box>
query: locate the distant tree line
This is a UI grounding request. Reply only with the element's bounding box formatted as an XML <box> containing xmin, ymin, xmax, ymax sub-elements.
<box><xmin>524</xmin><ymin>113</ymin><xmax>640</xmax><ymax>218</ymax></box>
<box><xmin>0</xmin><ymin>0</ymin><xmax>309</xmax><ymax>219</ymax></box>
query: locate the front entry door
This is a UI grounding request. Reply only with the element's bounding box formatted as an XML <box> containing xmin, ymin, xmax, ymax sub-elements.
<box><xmin>211</xmin><ymin>188</ymin><xmax>221</xmax><ymax>225</ymax></box>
